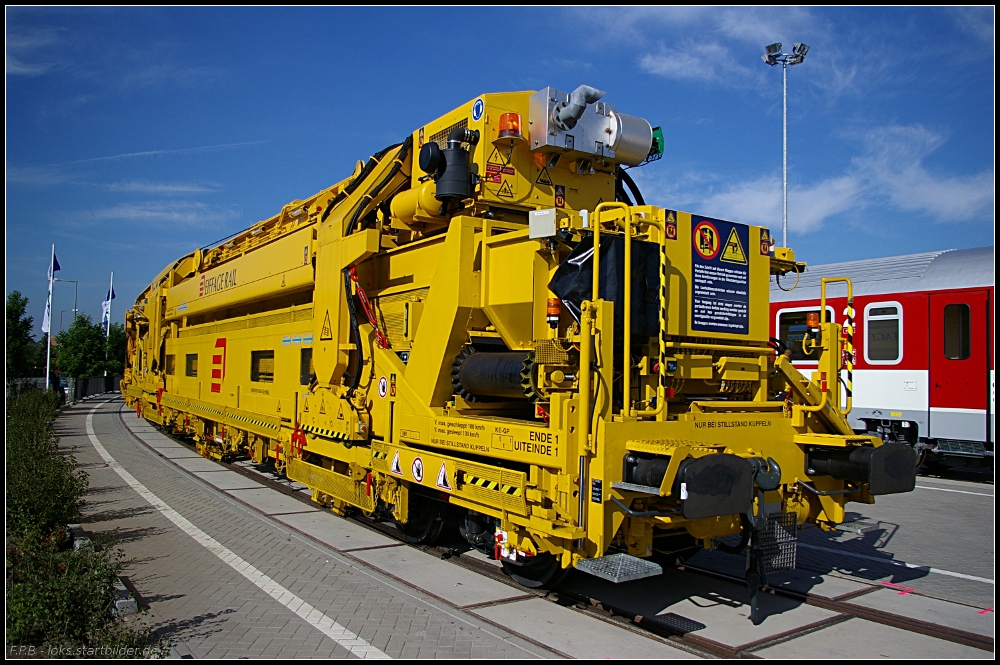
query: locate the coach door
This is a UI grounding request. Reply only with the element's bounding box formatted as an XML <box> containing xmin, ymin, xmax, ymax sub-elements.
<box><xmin>928</xmin><ymin>290</ymin><xmax>991</xmax><ymax>443</ymax></box>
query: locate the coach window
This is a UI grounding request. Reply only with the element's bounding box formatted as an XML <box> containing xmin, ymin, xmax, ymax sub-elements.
<box><xmin>943</xmin><ymin>303</ymin><xmax>970</xmax><ymax>360</ymax></box>
<box><xmin>864</xmin><ymin>302</ymin><xmax>902</xmax><ymax>364</ymax></box>
<box><xmin>776</xmin><ymin>307</ymin><xmax>835</xmax><ymax>362</ymax></box>
<box><xmin>164</xmin><ymin>355</ymin><xmax>175</xmax><ymax>376</ymax></box>
<box><xmin>300</xmin><ymin>348</ymin><xmax>314</xmax><ymax>386</ymax></box>
<box><xmin>251</xmin><ymin>350</ymin><xmax>275</xmax><ymax>383</ymax></box>
<box><xmin>185</xmin><ymin>354</ymin><xmax>198</xmax><ymax>377</ymax></box>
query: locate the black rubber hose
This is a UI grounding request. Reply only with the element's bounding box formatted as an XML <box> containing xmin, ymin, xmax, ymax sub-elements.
<box><xmin>617</xmin><ymin>166</ymin><xmax>645</xmax><ymax>206</ymax></box>
<box><xmin>343</xmin><ymin>268</ymin><xmax>364</xmax><ymax>393</ymax></box>
<box><xmin>320</xmin><ymin>140</ymin><xmax>403</xmax><ymax>224</ymax></box>
<box><xmin>615</xmin><ymin>180</ymin><xmax>634</xmax><ymax>206</ymax></box>
<box><xmin>346</xmin><ymin>135</ymin><xmax>413</xmax><ymax>236</ymax></box>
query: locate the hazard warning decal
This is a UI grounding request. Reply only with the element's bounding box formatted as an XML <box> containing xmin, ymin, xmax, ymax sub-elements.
<box><xmin>535</xmin><ymin>168</ymin><xmax>553</xmax><ymax>186</ymax></box>
<box><xmin>759</xmin><ymin>228</ymin><xmax>773</xmax><ymax>256</ymax></box>
<box><xmin>435</xmin><ymin>462</ymin><xmax>453</xmax><ymax>491</ymax></box>
<box><xmin>664</xmin><ymin>210</ymin><xmax>678</xmax><ymax>240</ymax></box>
<box><xmin>378</xmin><ymin>376</ymin><xmax>388</xmax><ymax>398</ymax></box>
<box><xmin>411</xmin><ymin>456</ymin><xmax>424</xmax><ymax>483</ymax></box>
<box><xmin>691</xmin><ymin>215</ymin><xmax>750</xmax><ymax>335</ymax></box>
<box><xmin>554</xmin><ymin>184</ymin><xmax>566</xmax><ymax>208</ymax></box>
<box><xmin>721</xmin><ymin>227</ymin><xmax>748</xmax><ymax>265</ymax></box>
<box><xmin>390</xmin><ymin>450</ymin><xmax>403</xmax><ymax>475</ymax></box>
<box><xmin>320</xmin><ymin>310</ymin><xmax>334</xmax><ymax>341</ymax></box>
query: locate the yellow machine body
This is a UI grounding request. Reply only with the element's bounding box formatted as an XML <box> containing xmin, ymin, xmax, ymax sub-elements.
<box><xmin>123</xmin><ymin>86</ymin><xmax>915</xmax><ymax>589</ymax></box>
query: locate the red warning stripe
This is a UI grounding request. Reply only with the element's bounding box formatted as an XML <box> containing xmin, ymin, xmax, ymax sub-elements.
<box><xmin>211</xmin><ymin>338</ymin><xmax>226</xmax><ymax>393</ymax></box>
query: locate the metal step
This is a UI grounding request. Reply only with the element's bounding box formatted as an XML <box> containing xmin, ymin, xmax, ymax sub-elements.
<box><xmin>611</xmin><ymin>481</ymin><xmax>661</xmax><ymax>495</ymax></box>
<box><xmin>575</xmin><ymin>553</ymin><xmax>662</xmax><ymax>583</ymax></box>
<box><xmin>834</xmin><ymin>520</ymin><xmax>881</xmax><ymax>535</ymax></box>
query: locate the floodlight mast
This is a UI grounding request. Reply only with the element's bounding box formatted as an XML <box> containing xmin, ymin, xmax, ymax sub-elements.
<box><xmin>762</xmin><ymin>42</ymin><xmax>809</xmax><ymax>248</ymax></box>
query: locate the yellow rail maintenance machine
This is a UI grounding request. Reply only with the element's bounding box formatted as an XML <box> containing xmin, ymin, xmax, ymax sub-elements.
<box><xmin>123</xmin><ymin>85</ymin><xmax>916</xmax><ymax>623</ymax></box>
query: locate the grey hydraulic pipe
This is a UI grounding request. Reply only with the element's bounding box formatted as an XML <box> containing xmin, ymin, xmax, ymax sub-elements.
<box><xmin>553</xmin><ymin>85</ymin><xmax>606</xmax><ymax>130</ymax></box>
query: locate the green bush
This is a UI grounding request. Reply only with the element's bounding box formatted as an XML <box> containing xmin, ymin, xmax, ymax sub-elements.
<box><xmin>5</xmin><ymin>386</ymin><xmax>168</xmax><ymax>656</ymax></box>
<box><xmin>6</xmin><ymin>535</ymin><xmax>167</xmax><ymax>656</ymax></box>
<box><xmin>5</xmin><ymin>386</ymin><xmax>87</xmax><ymax>540</ymax></box>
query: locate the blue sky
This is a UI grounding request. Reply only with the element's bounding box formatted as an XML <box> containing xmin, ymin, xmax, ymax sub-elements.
<box><xmin>6</xmin><ymin>7</ymin><xmax>995</xmax><ymax>333</ymax></box>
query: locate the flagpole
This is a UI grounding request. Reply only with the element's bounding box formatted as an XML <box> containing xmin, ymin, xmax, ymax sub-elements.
<box><xmin>45</xmin><ymin>244</ymin><xmax>55</xmax><ymax>391</ymax></box>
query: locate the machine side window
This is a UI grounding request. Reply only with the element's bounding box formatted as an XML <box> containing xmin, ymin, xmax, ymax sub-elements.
<box><xmin>776</xmin><ymin>307</ymin><xmax>834</xmax><ymax>362</ymax></box>
<box><xmin>164</xmin><ymin>354</ymin><xmax>175</xmax><ymax>376</ymax></box>
<box><xmin>300</xmin><ymin>348</ymin><xmax>314</xmax><ymax>386</ymax></box>
<box><xmin>185</xmin><ymin>354</ymin><xmax>198</xmax><ymax>377</ymax></box>
<box><xmin>864</xmin><ymin>302</ymin><xmax>902</xmax><ymax>364</ymax></box>
<box><xmin>251</xmin><ymin>350</ymin><xmax>275</xmax><ymax>383</ymax></box>
<box><xmin>943</xmin><ymin>303</ymin><xmax>970</xmax><ymax>360</ymax></box>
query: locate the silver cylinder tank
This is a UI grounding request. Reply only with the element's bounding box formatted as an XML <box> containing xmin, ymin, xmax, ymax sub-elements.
<box><xmin>608</xmin><ymin>112</ymin><xmax>653</xmax><ymax>166</ymax></box>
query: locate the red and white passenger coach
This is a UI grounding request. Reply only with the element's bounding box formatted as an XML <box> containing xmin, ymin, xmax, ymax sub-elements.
<box><xmin>770</xmin><ymin>247</ymin><xmax>994</xmax><ymax>469</ymax></box>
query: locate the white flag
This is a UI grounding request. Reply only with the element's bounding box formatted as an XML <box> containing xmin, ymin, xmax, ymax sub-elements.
<box><xmin>101</xmin><ymin>286</ymin><xmax>116</xmax><ymax>324</ymax></box>
<box><xmin>42</xmin><ymin>299</ymin><xmax>52</xmax><ymax>334</ymax></box>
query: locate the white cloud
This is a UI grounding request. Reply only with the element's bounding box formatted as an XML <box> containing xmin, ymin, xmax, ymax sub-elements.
<box><xmin>5</xmin><ymin>28</ymin><xmax>61</xmax><ymax>76</ymax></box>
<box><xmin>950</xmin><ymin>6</ymin><xmax>995</xmax><ymax>45</ymax></box>
<box><xmin>854</xmin><ymin>125</ymin><xmax>995</xmax><ymax>222</ymax></box>
<box><xmin>84</xmin><ymin>201</ymin><xmax>241</xmax><ymax>227</ymax></box>
<box><xmin>104</xmin><ymin>181</ymin><xmax>216</xmax><ymax>194</ymax></box>
<box><xmin>639</xmin><ymin>42</ymin><xmax>755</xmax><ymax>84</ymax></box>
<box><xmin>632</xmin><ymin>122</ymin><xmax>993</xmax><ymax>234</ymax></box>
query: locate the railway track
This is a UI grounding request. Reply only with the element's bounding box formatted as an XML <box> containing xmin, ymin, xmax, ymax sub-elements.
<box><xmin>123</xmin><ymin>405</ymin><xmax>993</xmax><ymax>658</ymax></box>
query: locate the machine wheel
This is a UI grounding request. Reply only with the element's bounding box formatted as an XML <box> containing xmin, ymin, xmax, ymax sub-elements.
<box><xmin>393</xmin><ymin>497</ymin><xmax>447</xmax><ymax>545</ymax></box>
<box><xmin>501</xmin><ymin>553</ymin><xmax>568</xmax><ymax>589</ymax></box>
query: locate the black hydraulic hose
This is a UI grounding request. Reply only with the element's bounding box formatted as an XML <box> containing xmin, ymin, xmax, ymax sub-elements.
<box><xmin>346</xmin><ymin>136</ymin><xmax>413</xmax><ymax>236</ymax></box>
<box><xmin>343</xmin><ymin>268</ymin><xmax>364</xmax><ymax>393</ymax></box>
<box><xmin>617</xmin><ymin>166</ymin><xmax>645</xmax><ymax>206</ymax></box>
<box><xmin>319</xmin><ymin>140</ymin><xmax>402</xmax><ymax>224</ymax></box>
<box><xmin>615</xmin><ymin>180</ymin><xmax>634</xmax><ymax>206</ymax></box>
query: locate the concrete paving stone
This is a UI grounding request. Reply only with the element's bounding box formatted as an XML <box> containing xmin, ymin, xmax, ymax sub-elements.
<box><xmin>134</xmin><ymin>433</ymin><xmax>182</xmax><ymax>446</ymax></box>
<box><xmin>461</xmin><ymin>548</ymin><xmax>504</xmax><ymax>568</ymax></box>
<box><xmin>846</xmin><ymin>586</ymin><xmax>995</xmax><ymax>638</ymax></box>
<box><xmin>563</xmin><ymin>564</ymin><xmax>842</xmax><ymax>649</ymax></box>
<box><xmin>471</xmin><ymin>597</ymin><xmax>694</xmax><ymax>659</ymax></box>
<box><xmin>172</xmin><ymin>456</ymin><xmax>228</xmax><ymax>473</ymax></box>
<box><xmin>149</xmin><ymin>446</ymin><xmax>203</xmax><ymax>459</ymax></box>
<box><xmin>273</xmin><ymin>511</ymin><xmax>401</xmax><ymax>551</ymax></box>
<box><xmin>348</xmin><ymin>546</ymin><xmax>527</xmax><ymax>608</ymax></box>
<box><xmin>686</xmin><ymin>549</ymin><xmax>874</xmax><ymax>600</ymax></box>
<box><xmin>224</xmin><ymin>487</ymin><xmax>319</xmax><ymax>515</ymax></box>
<box><xmin>751</xmin><ymin>616</ymin><xmax>989</xmax><ymax>659</ymax></box>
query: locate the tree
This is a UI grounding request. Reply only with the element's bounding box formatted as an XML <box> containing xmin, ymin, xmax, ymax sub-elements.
<box><xmin>104</xmin><ymin>322</ymin><xmax>127</xmax><ymax>376</ymax></box>
<box><xmin>55</xmin><ymin>316</ymin><xmax>106</xmax><ymax>378</ymax></box>
<box><xmin>6</xmin><ymin>291</ymin><xmax>36</xmax><ymax>380</ymax></box>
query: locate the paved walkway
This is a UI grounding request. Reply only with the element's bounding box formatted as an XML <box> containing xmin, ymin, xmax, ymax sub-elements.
<box><xmin>62</xmin><ymin>397</ymin><xmax>554</xmax><ymax>658</ymax></box>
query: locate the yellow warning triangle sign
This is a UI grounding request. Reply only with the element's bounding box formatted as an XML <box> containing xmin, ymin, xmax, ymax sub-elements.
<box><xmin>320</xmin><ymin>310</ymin><xmax>333</xmax><ymax>340</ymax></box>
<box><xmin>497</xmin><ymin>180</ymin><xmax>513</xmax><ymax>197</ymax></box>
<box><xmin>721</xmin><ymin>228</ymin><xmax>748</xmax><ymax>265</ymax></box>
<box><xmin>666</xmin><ymin>210</ymin><xmax>676</xmax><ymax>223</ymax></box>
<box><xmin>535</xmin><ymin>168</ymin><xmax>553</xmax><ymax>186</ymax></box>
<box><xmin>487</xmin><ymin>147</ymin><xmax>503</xmax><ymax>165</ymax></box>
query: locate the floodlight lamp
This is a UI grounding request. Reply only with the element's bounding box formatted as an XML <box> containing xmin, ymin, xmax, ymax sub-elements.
<box><xmin>793</xmin><ymin>43</ymin><xmax>810</xmax><ymax>57</ymax></box>
<box><xmin>765</xmin><ymin>43</ymin><xmax>782</xmax><ymax>56</ymax></box>
<box><xmin>761</xmin><ymin>53</ymin><xmax>778</xmax><ymax>66</ymax></box>
<box><xmin>787</xmin><ymin>54</ymin><xmax>804</xmax><ymax>66</ymax></box>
